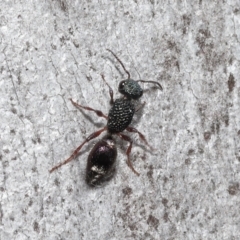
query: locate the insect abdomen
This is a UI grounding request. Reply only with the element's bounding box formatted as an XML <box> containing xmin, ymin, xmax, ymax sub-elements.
<box><xmin>86</xmin><ymin>135</ymin><xmax>117</xmax><ymax>187</ymax></box>
<box><xmin>107</xmin><ymin>99</ymin><xmax>135</xmax><ymax>134</ymax></box>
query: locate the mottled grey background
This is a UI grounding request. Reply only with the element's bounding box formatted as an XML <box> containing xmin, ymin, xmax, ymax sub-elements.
<box><xmin>0</xmin><ymin>1</ymin><xmax>240</xmax><ymax>239</ymax></box>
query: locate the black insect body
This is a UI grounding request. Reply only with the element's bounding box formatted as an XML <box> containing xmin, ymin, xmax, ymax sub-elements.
<box><xmin>107</xmin><ymin>98</ymin><xmax>135</xmax><ymax>133</ymax></box>
<box><xmin>118</xmin><ymin>79</ymin><xmax>143</xmax><ymax>100</ymax></box>
<box><xmin>86</xmin><ymin>135</ymin><xmax>117</xmax><ymax>187</ymax></box>
<box><xmin>49</xmin><ymin>49</ymin><xmax>162</xmax><ymax>186</ymax></box>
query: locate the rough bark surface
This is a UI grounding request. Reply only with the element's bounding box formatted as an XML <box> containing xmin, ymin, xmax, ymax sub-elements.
<box><xmin>1</xmin><ymin>1</ymin><xmax>240</xmax><ymax>239</ymax></box>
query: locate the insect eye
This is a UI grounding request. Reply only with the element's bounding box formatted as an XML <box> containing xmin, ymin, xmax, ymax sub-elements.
<box><xmin>119</xmin><ymin>80</ymin><xmax>125</xmax><ymax>91</ymax></box>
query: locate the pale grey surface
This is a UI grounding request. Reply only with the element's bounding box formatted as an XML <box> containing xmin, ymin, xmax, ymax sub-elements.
<box><xmin>1</xmin><ymin>1</ymin><xmax>240</xmax><ymax>239</ymax></box>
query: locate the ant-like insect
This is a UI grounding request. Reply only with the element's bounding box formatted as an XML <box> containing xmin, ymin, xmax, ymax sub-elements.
<box><xmin>49</xmin><ymin>49</ymin><xmax>162</xmax><ymax>187</ymax></box>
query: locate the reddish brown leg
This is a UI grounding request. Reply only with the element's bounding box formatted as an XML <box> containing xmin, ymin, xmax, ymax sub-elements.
<box><xmin>118</xmin><ymin>133</ymin><xmax>140</xmax><ymax>176</ymax></box>
<box><xmin>49</xmin><ymin>127</ymin><xmax>107</xmax><ymax>173</ymax></box>
<box><xmin>70</xmin><ymin>98</ymin><xmax>108</xmax><ymax>119</ymax></box>
<box><xmin>126</xmin><ymin>126</ymin><xmax>154</xmax><ymax>150</ymax></box>
<box><xmin>101</xmin><ymin>74</ymin><xmax>114</xmax><ymax>105</ymax></box>
<box><xmin>135</xmin><ymin>101</ymin><xmax>145</xmax><ymax>112</ymax></box>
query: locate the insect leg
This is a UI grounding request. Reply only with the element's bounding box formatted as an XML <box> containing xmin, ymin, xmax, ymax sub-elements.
<box><xmin>126</xmin><ymin>126</ymin><xmax>154</xmax><ymax>150</ymax></box>
<box><xmin>49</xmin><ymin>127</ymin><xmax>107</xmax><ymax>173</ymax></box>
<box><xmin>117</xmin><ymin>133</ymin><xmax>140</xmax><ymax>176</ymax></box>
<box><xmin>70</xmin><ymin>98</ymin><xmax>108</xmax><ymax>119</ymax></box>
<box><xmin>135</xmin><ymin>101</ymin><xmax>145</xmax><ymax>113</ymax></box>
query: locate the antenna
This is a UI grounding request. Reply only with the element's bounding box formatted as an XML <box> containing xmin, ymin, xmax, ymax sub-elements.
<box><xmin>137</xmin><ymin>80</ymin><xmax>163</xmax><ymax>90</ymax></box>
<box><xmin>106</xmin><ymin>49</ymin><xmax>131</xmax><ymax>79</ymax></box>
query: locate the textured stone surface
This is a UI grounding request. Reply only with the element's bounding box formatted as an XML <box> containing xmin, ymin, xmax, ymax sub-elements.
<box><xmin>1</xmin><ymin>1</ymin><xmax>240</xmax><ymax>239</ymax></box>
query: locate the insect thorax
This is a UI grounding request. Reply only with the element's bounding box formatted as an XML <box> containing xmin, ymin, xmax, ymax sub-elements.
<box><xmin>107</xmin><ymin>98</ymin><xmax>135</xmax><ymax>133</ymax></box>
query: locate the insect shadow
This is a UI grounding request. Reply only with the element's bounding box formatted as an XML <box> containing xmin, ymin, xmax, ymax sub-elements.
<box><xmin>49</xmin><ymin>49</ymin><xmax>162</xmax><ymax>187</ymax></box>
